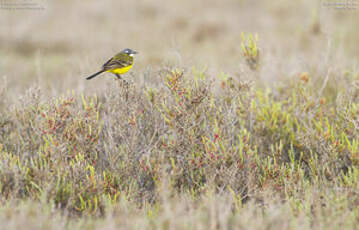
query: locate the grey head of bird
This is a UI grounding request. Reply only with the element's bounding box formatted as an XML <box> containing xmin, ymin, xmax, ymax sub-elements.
<box><xmin>121</xmin><ymin>48</ymin><xmax>138</xmax><ymax>57</ymax></box>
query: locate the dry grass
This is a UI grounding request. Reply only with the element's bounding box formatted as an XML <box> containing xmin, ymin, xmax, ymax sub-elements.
<box><xmin>0</xmin><ymin>0</ymin><xmax>359</xmax><ymax>229</ymax></box>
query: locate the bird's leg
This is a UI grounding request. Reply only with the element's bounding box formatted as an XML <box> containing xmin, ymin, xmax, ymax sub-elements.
<box><xmin>115</xmin><ymin>73</ymin><xmax>130</xmax><ymax>86</ymax></box>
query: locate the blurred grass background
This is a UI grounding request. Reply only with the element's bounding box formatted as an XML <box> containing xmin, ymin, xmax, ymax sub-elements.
<box><xmin>1</xmin><ymin>0</ymin><xmax>358</xmax><ymax>97</ymax></box>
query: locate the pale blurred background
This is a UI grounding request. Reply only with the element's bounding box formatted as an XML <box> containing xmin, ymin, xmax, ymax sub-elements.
<box><xmin>1</xmin><ymin>0</ymin><xmax>358</xmax><ymax>99</ymax></box>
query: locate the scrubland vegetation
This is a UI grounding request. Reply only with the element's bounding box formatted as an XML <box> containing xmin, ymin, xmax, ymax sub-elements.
<box><xmin>0</xmin><ymin>63</ymin><xmax>358</xmax><ymax>229</ymax></box>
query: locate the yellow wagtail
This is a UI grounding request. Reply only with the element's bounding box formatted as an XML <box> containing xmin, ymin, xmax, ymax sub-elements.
<box><xmin>86</xmin><ymin>48</ymin><xmax>138</xmax><ymax>80</ymax></box>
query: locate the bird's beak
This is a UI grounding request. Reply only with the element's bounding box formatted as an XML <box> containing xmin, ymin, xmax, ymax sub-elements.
<box><xmin>132</xmin><ymin>50</ymin><xmax>138</xmax><ymax>54</ymax></box>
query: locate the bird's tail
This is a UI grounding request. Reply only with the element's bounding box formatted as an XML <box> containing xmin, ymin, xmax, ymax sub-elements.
<box><xmin>86</xmin><ymin>70</ymin><xmax>105</xmax><ymax>80</ymax></box>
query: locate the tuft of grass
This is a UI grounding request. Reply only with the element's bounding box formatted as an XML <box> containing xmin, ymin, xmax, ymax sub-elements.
<box><xmin>241</xmin><ymin>32</ymin><xmax>260</xmax><ymax>71</ymax></box>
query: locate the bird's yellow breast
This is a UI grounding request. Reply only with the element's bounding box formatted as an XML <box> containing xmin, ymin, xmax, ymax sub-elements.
<box><xmin>107</xmin><ymin>64</ymin><xmax>133</xmax><ymax>75</ymax></box>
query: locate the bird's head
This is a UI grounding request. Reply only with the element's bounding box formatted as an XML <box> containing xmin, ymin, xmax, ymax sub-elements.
<box><xmin>121</xmin><ymin>48</ymin><xmax>138</xmax><ymax>57</ymax></box>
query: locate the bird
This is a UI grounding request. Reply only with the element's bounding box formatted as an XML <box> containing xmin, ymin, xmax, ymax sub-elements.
<box><xmin>86</xmin><ymin>48</ymin><xmax>138</xmax><ymax>80</ymax></box>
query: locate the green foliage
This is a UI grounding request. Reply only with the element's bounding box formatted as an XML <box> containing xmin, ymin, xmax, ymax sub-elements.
<box><xmin>241</xmin><ymin>32</ymin><xmax>260</xmax><ymax>70</ymax></box>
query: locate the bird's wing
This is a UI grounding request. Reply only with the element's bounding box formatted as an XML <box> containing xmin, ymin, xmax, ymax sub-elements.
<box><xmin>102</xmin><ymin>57</ymin><xmax>114</xmax><ymax>68</ymax></box>
<box><xmin>103</xmin><ymin>54</ymin><xmax>132</xmax><ymax>71</ymax></box>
